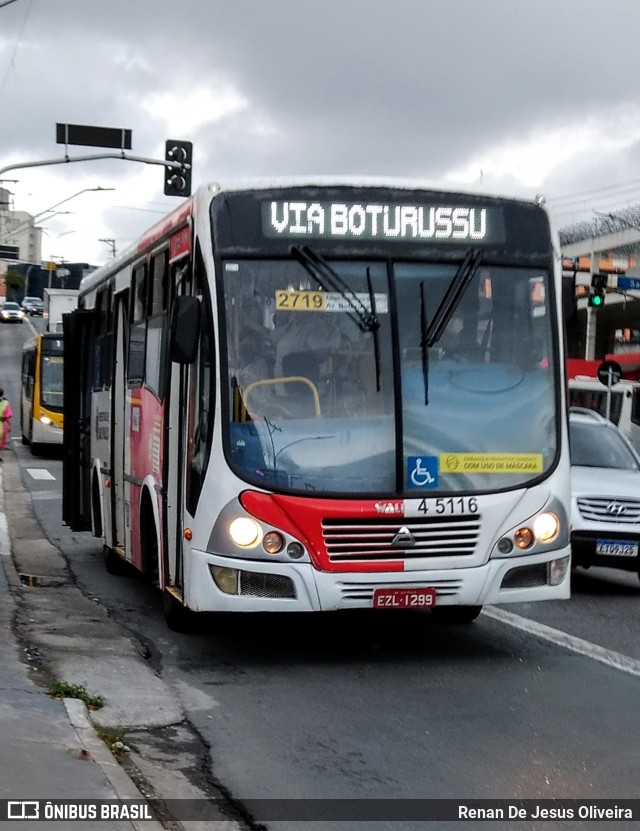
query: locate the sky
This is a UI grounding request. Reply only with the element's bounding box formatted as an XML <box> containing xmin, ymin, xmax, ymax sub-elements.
<box><xmin>2</xmin><ymin>0</ymin><xmax>640</xmax><ymax>266</ymax></box>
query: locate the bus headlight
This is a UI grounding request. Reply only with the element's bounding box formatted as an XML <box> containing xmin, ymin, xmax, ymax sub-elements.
<box><xmin>533</xmin><ymin>512</ymin><xmax>559</xmax><ymax>543</ymax></box>
<box><xmin>229</xmin><ymin>517</ymin><xmax>262</xmax><ymax>548</ymax></box>
<box><xmin>40</xmin><ymin>416</ymin><xmax>53</xmax><ymax>426</ymax></box>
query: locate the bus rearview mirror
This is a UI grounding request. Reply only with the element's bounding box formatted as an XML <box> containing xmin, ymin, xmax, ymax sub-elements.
<box><xmin>169</xmin><ymin>296</ymin><xmax>201</xmax><ymax>364</ymax></box>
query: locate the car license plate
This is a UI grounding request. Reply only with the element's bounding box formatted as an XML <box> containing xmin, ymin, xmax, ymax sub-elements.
<box><xmin>595</xmin><ymin>539</ymin><xmax>638</xmax><ymax>557</ymax></box>
<box><xmin>373</xmin><ymin>587</ymin><xmax>437</xmax><ymax>609</ymax></box>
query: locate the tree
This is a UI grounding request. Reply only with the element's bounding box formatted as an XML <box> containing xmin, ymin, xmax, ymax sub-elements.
<box><xmin>3</xmin><ymin>268</ymin><xmax>25</xmax><ymax>302</ymax></box>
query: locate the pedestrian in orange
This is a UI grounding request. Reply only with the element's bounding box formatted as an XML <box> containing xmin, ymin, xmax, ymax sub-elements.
<box><xmin>0</xmin><ymin>388</ymin><xmax>12</xmax><ymax>462</ymax></box>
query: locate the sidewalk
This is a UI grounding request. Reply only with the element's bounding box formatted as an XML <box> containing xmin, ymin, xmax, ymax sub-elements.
<box><xmin>0</xmin><ymin>456</ymin><xmax>165</xmax><ymax>831</ymax></box>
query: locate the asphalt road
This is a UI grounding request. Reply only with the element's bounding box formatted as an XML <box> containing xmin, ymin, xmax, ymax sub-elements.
<box><xmin>2</xmin><ymin>317</ymin><xmax>640</xmax><ymax>830</ymax></box>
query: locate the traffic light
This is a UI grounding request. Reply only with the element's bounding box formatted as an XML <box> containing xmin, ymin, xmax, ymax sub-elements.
<box><xmin>588</xmin><ymin>274</ymin><xmax>607</xmax><ymax>308</ymax></box>
<box><xmin>164</xmin><ymin>139</ymin><xmax>193</xmax><ymax>197</ymax></box>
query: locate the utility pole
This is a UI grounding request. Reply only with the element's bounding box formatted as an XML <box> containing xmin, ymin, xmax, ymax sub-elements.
<box><xmin>99</xmin><ymin>238</ymin><xmax>117</xmax><ymax>257</ymax></box>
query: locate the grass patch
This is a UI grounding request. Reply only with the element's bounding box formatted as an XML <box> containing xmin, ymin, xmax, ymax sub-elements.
<box><xmin>48</xmin><ymin>681</ymin><xmax>105</xmax><ymax>710</ymax></box>
<box><xmin>94</xmin><ymin>725</ymin><xmax>128</xmax><ymax>756</ymax></box>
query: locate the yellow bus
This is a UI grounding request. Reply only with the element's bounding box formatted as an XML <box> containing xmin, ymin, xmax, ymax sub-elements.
<box><xmin>21</xmin><ymin>332</ymin><xmax>64</xmax><ymax>453</ymax></box>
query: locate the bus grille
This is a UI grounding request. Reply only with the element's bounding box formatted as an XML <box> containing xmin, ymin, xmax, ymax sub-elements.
<box><xmin>577</xmin><ymin>497</ymin><xmax>640</xmax><ymax>524</ymax></box>
<box><xmin>501</xmin><ymin>563</ymin><xmax>548</xmax><ymax>589</ymax></box>
<box><xmin>339</xmin><ymin>578</ymin><xmax>463</xmax><ymax>603</ymax></box>
<box><xmin>322</xmin><ymin>515</ymin><xmax>481</xmax><ymax>563</ymax></box>
<box><xmin>239</xmin><ymin>571</ymin><xmax>296</xmax><ymax>599</ymax></box>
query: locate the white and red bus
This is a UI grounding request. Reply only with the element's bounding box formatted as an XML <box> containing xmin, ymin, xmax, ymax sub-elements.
<box><xmin>63</xmin><ymin>179</ymin><xmax>571</xmax><ymax>629</ymax></box>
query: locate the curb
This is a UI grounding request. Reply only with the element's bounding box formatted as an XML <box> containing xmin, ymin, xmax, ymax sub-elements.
<box><xmin>64</xmin><ymin>699</ymin><xmax>166</xmax><ymax>831</ymax></box>
<box><xmin>0</xmin><ymin>456</ymin><xmax>171</xmax><ymax>831</ymax></box>
<box><xmin>0</xmin><ymin>462</ymin><xmax>21</xmax><ymax>591</ymax></box>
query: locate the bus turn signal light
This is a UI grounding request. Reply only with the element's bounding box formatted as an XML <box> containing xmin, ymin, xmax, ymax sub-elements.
<box><xmin>263</xmin><ymin>531</ymin><xmax>284</xmax><ymax>554</ymax></box>
<box><xmin>514</xmin><ymin>527</ymin><xmax>534</xmax><ymax>549</ymax></box>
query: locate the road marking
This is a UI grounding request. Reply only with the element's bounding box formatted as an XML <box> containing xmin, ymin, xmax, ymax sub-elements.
<box><xmin>26</xmin><ymin>468</ymin><xmax>56</xmax><ymax>481</ymax></box>
<box><xmin>0</xmin><ymin>467</ymin><xmax>8</xmax><ymax>556</ymax></box>
<box><xmin>0</xmin><ymin>511</ymin><xmax>9</xmax><ymax>556</ymax></box>
<box><xmin>485</xmin><ymin>606</ymin><xmax>640</xmax><ymax>679</ymax></box>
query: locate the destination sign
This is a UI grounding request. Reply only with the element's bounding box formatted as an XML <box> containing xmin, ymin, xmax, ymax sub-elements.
<box><xmin>262</xmin><ymin>200</ymin><xmax>505</xmax><ymax>244</ymax></box>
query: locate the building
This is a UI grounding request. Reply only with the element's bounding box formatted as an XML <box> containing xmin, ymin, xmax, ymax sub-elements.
<box><xmin>1</xmin><ymin>186</ymin><xmax>44</xmax><ymax>302</ymax></box>
<box><xmin>0</xmin><ymin>186</ymin><xmax>43</xmax><ymax>261</ymax></box>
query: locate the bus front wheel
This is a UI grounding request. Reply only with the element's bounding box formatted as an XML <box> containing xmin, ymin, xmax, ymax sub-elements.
<box><xmin>103</xmin><ymin>545</ymin><xmax>130</xmax><ymax>576</ymax></box>
<box><xmin>160</xmin><ymin>590</ymin><xmax>198</xmax><ymax>633</ymax></box>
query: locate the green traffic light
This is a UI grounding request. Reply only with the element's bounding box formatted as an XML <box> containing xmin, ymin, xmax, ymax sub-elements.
<box><xmin>588</xmin><ymin>289</ymin><xmax>605</xmax><ymax>307</ymax></box>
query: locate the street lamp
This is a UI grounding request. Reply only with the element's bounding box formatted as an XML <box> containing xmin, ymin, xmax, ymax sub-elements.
<box><xmin>7</xmin><ymin>186</ymin><xmax>115</xmax><ymax>238</ymax></box>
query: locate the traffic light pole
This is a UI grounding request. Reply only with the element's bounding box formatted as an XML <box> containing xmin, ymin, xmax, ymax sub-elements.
<box><xmin>0</xmin><ymin>152</ymin><xmax>189</xmax><ymax>179</ymax></box>
<box><xmin>585</xmin><ymin>245</ymin><xmax>597</xmax><ymax>359</ymax></box>
<box><xmin>606</xmin><ymin>366</ymin><xmax>613</xmax><ymax>422</ymax></box>
<box><xmin>585</xmin><ymin>305</ymin><xmax>596</xmax><ymax>359</ymax></box>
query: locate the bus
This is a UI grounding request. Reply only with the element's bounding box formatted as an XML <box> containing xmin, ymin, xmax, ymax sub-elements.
<box><xmin>21</xmin><ymin>332</ymin><xmax>65</xmax><ymax>453</ymax></box>
<box><xmin>62</xmin><ymin>179</ymin><xmax>571</xmax><ymax>630</ymax></box>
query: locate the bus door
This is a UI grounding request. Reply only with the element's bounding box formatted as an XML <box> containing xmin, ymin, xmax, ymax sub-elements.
<box><xmin>112</xmin><ymin>290</ymin><xmax>129</xmax><ymax>554</ymax></box>
<box><xmin>164</xmin><ymin>252</ymin><xmax>193</xmax><ymax>595</ymax></box>
<box><xmin>62</xmin><ymin>310</ymin><xmax>94</xmax><ymax>531</ymax></box>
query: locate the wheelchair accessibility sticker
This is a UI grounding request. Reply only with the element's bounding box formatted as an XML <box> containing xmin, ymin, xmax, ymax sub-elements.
<box><xmin>407</xmin><ymin>456</ymin><xmax>438</xmax><ymax>489</ymax></box>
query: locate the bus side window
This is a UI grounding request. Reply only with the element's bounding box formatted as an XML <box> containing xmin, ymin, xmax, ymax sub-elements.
<box><xmin>94</xmin><ymin>288</ymin><xmax>113</xmax><ymax>391</ymax></box>
<box><xmin>128</xmin><ymin>262</ymin><xmax>148</xmax><ymax>387</ymax></box>
<box><xmin>186</xmin><ymin>247</ymin><xmax>214</xmax><ymax>514</ymax></box>
<box><xmin>22</xmin><ymin>349</ymin><xmax>35</xmax><ymax>400</ymax></box>
<box><xmin>146</xmin><ymin>251</ymin><xmax>169</xmax><ymax>399</ymax></box>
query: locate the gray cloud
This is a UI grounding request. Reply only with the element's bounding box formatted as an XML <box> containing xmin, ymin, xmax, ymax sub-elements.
<box><xmin>2</xmin><ymin>0</ymin><xmax>640</xmax><ymax>262</ymax></box>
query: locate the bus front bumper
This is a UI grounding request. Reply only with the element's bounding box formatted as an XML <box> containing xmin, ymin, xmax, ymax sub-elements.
<box><xmin>32</xmin><ymin>418</ymin><xmax>63</xmax><ymax>445</ymax></box>
<box><xmin>186</xmin><ymin>547</ymin><xmax>571</xmax><ymax>613</ymax></box>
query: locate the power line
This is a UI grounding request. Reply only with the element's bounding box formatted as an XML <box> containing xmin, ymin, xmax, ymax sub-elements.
<box><xmin>111</xmin><ymin>205</ymin><xmax>167</xmax><ymax>214</ymax></box>
<box><xmin>0</xmin><ymin>0</ymin><xmax>33</xmax><ymax>106</ymax></box>
<box><xmin>553</xmin><ymin>193</ymin><xmax>640</xmax><ymax>218</ymax></box>
<box><xmin>548</xmin><ymin>177</ymin><xmax>640</xmax><ymax>208</ymax></box>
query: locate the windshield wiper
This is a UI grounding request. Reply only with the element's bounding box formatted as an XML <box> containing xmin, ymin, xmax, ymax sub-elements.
<box><xmin>420</xmin><ymin>281</ymin><xmax>429</xmax><ymax>405</ymax></box>
<box><xmin>421</xmin><ymin>248</ymin><xmax>484</xmax><ymax>348</ymax></box>
<box><xmin>366</xmin><ymin>267</ymin><xmax>381</xmax><ymax>391</ymax></box>
<box><xmin>291</xmin><ymin>245</ymin><xmax>380</xmax><ymax>333</ymax></box>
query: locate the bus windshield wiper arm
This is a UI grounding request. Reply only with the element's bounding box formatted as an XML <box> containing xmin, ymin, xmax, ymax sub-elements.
<box><xmin>420</xmin><ymin>281</ymin><xmax>429</xmax><ymax>405</ymax></box>
<box><xmin>421</xmin><ymin>248</ymin><xmax>483</xmax><ymax>348</ymax></box>
<box><xmin>291</xmin><ymin>245</ymin><xmax>380</xmax><ymax>333</ymax></box>
<box><xmin>291</xmin><ymin>246</ymin><xmax>361</xmax><ymax>330</ymax></box>
<box><xmin>366</xmin><ymin>266</ymin><xmax>381</xmax><ymax>392</ymax></box>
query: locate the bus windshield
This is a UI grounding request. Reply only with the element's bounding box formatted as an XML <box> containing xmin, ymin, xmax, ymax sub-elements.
<box><xmin>41</xmin><ymin>339</ymin><xmax>64</xmax><ymax>410</ymax></box>
<box><xmin>222</xmin><ymin>257</ymin><xmax>557</xmax><ymax>496</ymax></box>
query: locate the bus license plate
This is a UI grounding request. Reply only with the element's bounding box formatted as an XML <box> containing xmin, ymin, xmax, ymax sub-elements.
<box><xmin>596</xmin><ymin>540</ymin><xmax>638</xmax><ymax>557</ymax></box>
<box><xmin>373</xmin><ymin>587</ymin><xmax>437</xmax><ymax>609</ymax></box>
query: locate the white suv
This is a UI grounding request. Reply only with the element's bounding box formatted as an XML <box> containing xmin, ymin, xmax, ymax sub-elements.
<box><xmin>570</xmin><ymin>408</ymin><xmax>640</xmax><ymax>580</ymax></box>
